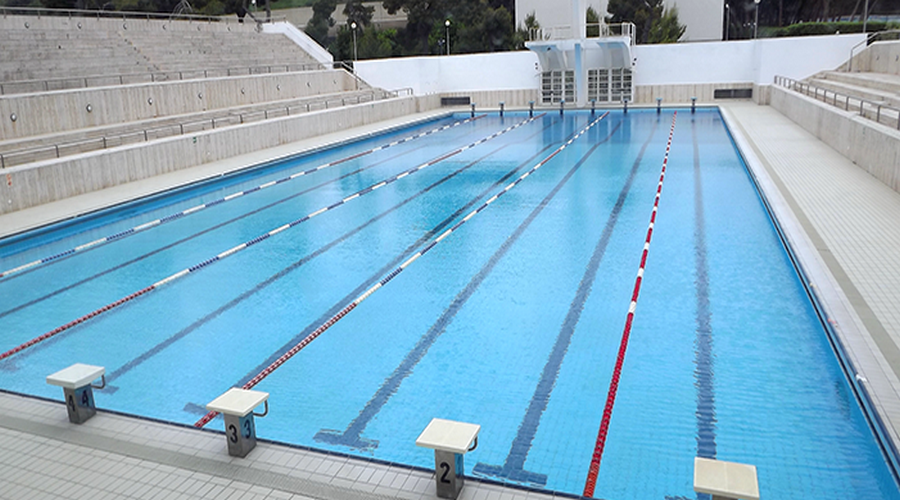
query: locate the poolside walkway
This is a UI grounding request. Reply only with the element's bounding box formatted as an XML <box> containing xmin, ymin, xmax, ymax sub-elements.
<box><xmin>0</xmin><ymin>391</ymin><xmax>548</xmax><ymax>500</ymax></box>
<box><xmin>2</xmin><ymin>101</ymin><xmax>900</xmax><ymax>499</ymax></box>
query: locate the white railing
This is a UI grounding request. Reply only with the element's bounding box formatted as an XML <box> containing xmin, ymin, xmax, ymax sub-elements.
<box><xmin>0</xmin><ymin>89</ymin><xmax>405</xmax><ymax>169</ymax></box>
<box><xmin>847</xmin><ymin>29</ymin><xmax>900</xmax><ymax>72</ymax></box>
<box><xmin>0</xmin><ymin>5</ymin><xmax>285</xmax><ymax>24</ymax></box>
<box><xmin>528</xmin><ymin>22</ymin><xmax>635</xmax><ymax>46</ymax></box>
<box><xmin>0</xmin><ymin>63</ymin><xmax>331</xmax><ymax>96</ymax></box>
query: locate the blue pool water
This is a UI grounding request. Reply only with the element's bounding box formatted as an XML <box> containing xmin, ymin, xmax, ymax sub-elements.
<box><xmin>1</xmin><ymin>110</ymin><xmax>897</xmax><ymax>499</ymax></box>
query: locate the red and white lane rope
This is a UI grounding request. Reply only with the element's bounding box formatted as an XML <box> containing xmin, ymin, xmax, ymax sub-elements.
<box><xmin>582</xmin><ymin>111</ymin><xmax>678</xmax><ymax>498</ymax></box>
<box><xmin>193</xmin><ymin>111</ymin><xmax>610</xmax><ymax>428</ymax></box>
<box><xmin>0</xmin><ymin>115</ymin><xmax>485</xmax><ymax>280</ymax></box>
<box><xmin>0</xmin><ymin>115</ymin><xmax>539</xmax><ymax>363</ymax></box>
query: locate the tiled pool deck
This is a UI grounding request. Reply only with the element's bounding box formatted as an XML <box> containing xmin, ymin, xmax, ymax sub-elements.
<box><xmin>1</xmin><ymin>101</ymin><xmax>900</xmax><ymax>499</ymax></box>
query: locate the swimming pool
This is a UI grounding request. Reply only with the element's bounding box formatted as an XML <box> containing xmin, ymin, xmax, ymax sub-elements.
<box><xmin>1</xmin><ymin>109</ymin><xmax>897</xmax><ymax>499</ymax></box>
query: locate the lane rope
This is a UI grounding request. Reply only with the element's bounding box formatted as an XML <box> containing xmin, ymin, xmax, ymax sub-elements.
<box><xmin>0</xmin><ymin>115</ymin><xmax>541</xmax><ymax>363</ymax></box>
<box><xmin>0</xmin><ymin>115</ymin><xmax>486</xmax><ymax>280</ymax></box>
<box><xmin>582</xmin><ymin>111</ymin><xmax>677</xmax><ymax>498</ymax></box>
<box><xmin>194</xmin><ymin>111</ymin><xmax>610</xmax><ymax>428</ymax></box>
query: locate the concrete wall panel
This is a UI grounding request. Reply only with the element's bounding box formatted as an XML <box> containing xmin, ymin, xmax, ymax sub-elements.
<box><xmin>0</xmin><ymin>70</ymin><xmax>355</xmax><ymax>139</ymax></box>
<box><xmin>0</xmin><ymin>96</ymin><xmax>432</xmax><ymax>214</ymax></box>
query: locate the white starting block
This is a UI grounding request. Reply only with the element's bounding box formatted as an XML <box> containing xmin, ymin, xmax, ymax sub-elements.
<box><xmin>206</xmin><ymin>388</ymin><xmax>269</xmax><ymax>458</ymax></box>
<box><xmin>694</xmin><ymin>457</ymin><xmax>760</xmax><ymax>500</ymax></box>
<box><xmin>46</xmin><ymin>364</ymin><xmax>106</xmax><ymax>424</ymax></box>
<box><xmin>416</xmin><ymin>418</ymin><xmax>480</xmax><ymax>499</ymax></box>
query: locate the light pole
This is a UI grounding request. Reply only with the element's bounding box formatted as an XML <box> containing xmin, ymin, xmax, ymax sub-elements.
<box><xmin>445</xmin><ymin>19</ymin><xmax>451</xmax><ymax>55</ymax></box>
<box><xmin>351</xmin><ymin>21</ymin><xmax>358</xmax><ymax>62</ymax></box>
<box><xmin>724</xmin><ymin>3</ymin><xmax>730</xmax><ymax>41</ymax></box>
<box><xmin>754</xmin><ymin>0</ymin><xmax>761</xmax><ymax>39</ymax></box>
<box><xmin>863</xmin><ymin>0</ymin><xmax>869</xmax><ymax>33</ymax></box>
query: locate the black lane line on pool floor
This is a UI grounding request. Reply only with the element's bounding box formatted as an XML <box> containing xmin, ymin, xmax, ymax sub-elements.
<box><xmin>0</xmin><ymin>115</ymin><xmax>486</xmax><ymax>280</ymax></box>
<box><xmin>0</xmin><ymin>142</ymin><xmax>436</xmax><ymax>326</ymax></box>
<box><xmin>471</xmin><ymin>118</ymin><xmax>660</xmax><ymax>487</ymax></box>
<box><xmin>89</xmin><ymin>118</ymin><xmax>562</xmax><ymax>394</ymax></box>
<box><xmin>176</xmin><ymin>118</ymin><xmax>578</xmax><ymax>414</ymax></box>
<box><xmin>0</xmin><ymin>116</ymin><xmax>539</xmax><ymax>364</ymax></box>
<box><xmin>192</xmin><ymin>113</ymin><xmax>609</xmax><ymax>429</ymax></box>
<box><xmin>314</xmin><ymin>118</ymin><xmax>624</xmax><ymax>452</ymax></box>
<box><xmin>691</xmin><ymin>119</ymin><xmax>717</xmax><ymax>467</ymax></box>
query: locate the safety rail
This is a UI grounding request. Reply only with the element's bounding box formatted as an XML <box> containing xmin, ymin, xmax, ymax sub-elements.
<box><xmin>0</xmin><ymin>89</ymin><xmax>408</xmax><ymax>169</ymax></box>
<box><xmin>0</xmin><ymin>5</ymin><xmax>284</xmax><ymax>24</ymax></box>
<box><xmin>848</xmin><ymin>29</ymin><xmax>900</xmax><ymax>73</ymax></box>
<box><xmin>774</xmin><ymin>75</ymin><xmax>900</xmax><ymax>130</ymax></box>
<box><xmin>0</xmin><ymin>63</ymin><xmax>332</xmax><ymax>96</ymax></box>
<box><xmin>528</xmin><ymin>22</ymin><xmax>635</xmax><ymax>45</ymax></box>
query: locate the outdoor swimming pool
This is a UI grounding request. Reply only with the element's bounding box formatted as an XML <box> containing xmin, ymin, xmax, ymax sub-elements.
<box><xmin>1</xmin><ymin>109</ymin><xmax>897</xmax><ymax>499</ymax></box>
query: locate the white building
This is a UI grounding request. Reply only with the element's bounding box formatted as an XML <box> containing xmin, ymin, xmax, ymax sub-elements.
<box><xmin>515</xmin><ymin>0</ymin><xmax>723</xmax><ymax>42</ymax></box>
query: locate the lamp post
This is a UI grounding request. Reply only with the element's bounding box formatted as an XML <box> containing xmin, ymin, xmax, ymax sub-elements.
<box><xmin>863</xmin><ymin>0</ymin><xmax>869</xmax><ymax>33</ymax></box>
<box><xmin>724</xmin><ymin>4</ymin><xmax>730</xmax><ymax>41</ymax></box>
<box><xmin>351</xmin><ymin>21</ymin><xmax>358</xmax><ymax>62</ymax></box>
<box><xmin>445</xmin><ymin>19</ymin><xmax>451</xmax><ymax>55</ymax></box>
<box><xmin>754</xmin><ymin>0</ymin><xmax>760</xmax><ymax>39</ymax></box>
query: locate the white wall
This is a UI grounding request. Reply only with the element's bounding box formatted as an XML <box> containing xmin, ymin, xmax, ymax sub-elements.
<box><xmin>357</xmin><ymin>34</ymin><xmax>863</xmax><ymax>98</ymax></box>
<box><xmin>263</xmin><ymin>22</ymin><xmax>333</xmax><ymax>65</ymax></box>
<box><xmin>754</xmin><ymin>34</ymin><xmax>865</xmax><ymax>84</ymax></box>
<box><xmin>632</xmin><ymin>40</ymin><xmax>754</xmax><ymax>85</ymax></box>
<box><xmin>632</xmin><ymin>33</ymin><xmax>865</xmax><ymax>86</ymax></box>
<box><xmin>356</xmin><ymin>52</ymin><xmax>541</xmax><ymax>95</ymax></box>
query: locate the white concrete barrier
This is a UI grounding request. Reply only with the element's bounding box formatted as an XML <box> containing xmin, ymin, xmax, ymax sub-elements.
<box><xmin>0</xmin><ymin>70</ymin><xmax>356</xmax><ymax>139</ymax></box>
<box><xmin>0</xmin><ymin>95</ymin><xmax>435</xmax><ymax>215</ymax></box>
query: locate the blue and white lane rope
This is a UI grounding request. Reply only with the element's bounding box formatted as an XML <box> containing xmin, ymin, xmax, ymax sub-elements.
<box><xmin>0</xmin><ymin>114</ymin><xmax>542</xmax><ymax>363</ymax></box>
<box><xmin>0</xmin><ymin>115</ymin><xmax>486</xmax><ymax>280</ymax></box>
<box><xmin>194</xmin><ymin>111</ymin><xmax>609</xmax><ymax>428</ymax></box>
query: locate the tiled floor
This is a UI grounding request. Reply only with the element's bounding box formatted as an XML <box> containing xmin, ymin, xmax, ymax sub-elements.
<box><xmin>0</xmin><ymin>391</ymin><xmax>550</xmax><ymax>500</ymax></box>
<box><xmin>2</xmin><ymin>101</ymin><xmax>900</xmax><ymax>499</ymax></box>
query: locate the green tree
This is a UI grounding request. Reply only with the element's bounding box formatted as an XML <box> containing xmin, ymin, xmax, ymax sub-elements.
<box><xmin>586</xmin><ymin>6</ymin><xmax>600</xmax><ymax>37</ymax></box>
<box><xmin>343</xmin><ymin>0</ymin><xmax>373</xmax><ymax>26</ymax></box>
<box><xmin>647</xmin><ymin>6</ymin><xmax>684</xmax><ymax>43</ymax></box>
<box><xmin>305</xmin><ymin>0</ymin><xmax>337</xmax><ymax>45</ymax></box>
<box><xmin>382</xmin><ymin>0</ymin><xmax>518</xmax><ymax>56</ymax></box>
<box><xmin>606</xmin><ymin>0</ymin><xmax>663</xmax><ymax>43</ymax></box>
<box><xmin>331</xmin><ymin>24</ymin><xmax>399</xmax><ymax>60</ymax></box>
<box><xmin>513</xmin><ymin>10</ymin><xmax>538</xmax><ymax>48</ymax></box>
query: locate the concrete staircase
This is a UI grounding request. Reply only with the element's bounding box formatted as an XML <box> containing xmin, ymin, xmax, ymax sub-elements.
<box><xmin>0</xmin><ymin>12</ymin><xmax>424</xmax><ymax>217</ymax></box>
<box><xmin>0</xmin><ymin>15</ymin><xmax>322</xmax><ymax>90</ymax></box>
<box><xmin>808</xmin><ymin>71</ymin><xmax>900</xmax><ymax>109</ymax></box>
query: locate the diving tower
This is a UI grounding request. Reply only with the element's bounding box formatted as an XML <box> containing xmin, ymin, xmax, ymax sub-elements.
<box><xmin>522</xmin><ymin>0</ymin><xmax>634</xmax><ymax>106</ymax></box>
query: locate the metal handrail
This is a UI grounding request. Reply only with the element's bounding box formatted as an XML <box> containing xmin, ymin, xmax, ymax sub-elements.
<box><xmin>774</xmin><ymin>75</ymin><xmax>900</xmax><ymax>130</ymax></box>
<box><xmin>528</xmin><ymin>22</ymin><xmax>635</xmax><ymax>45</ymax></box>
<box><xmin>848</xmin><ymin>29</ymin><xmax>900</xmax><ymax>72</ymax></box>
<box><xmin>0</xmin><ymin>63</ymin><xmax>331</xmax><ymax>96</ymax></box>
<box><xmin>389</xmin><ymin>87</ymin><xmax>413</xmax><ymax>97</ymax></box>
<box><xmin>0</xmin><ymin>89</ymin><xmax>402</xmax><ymax>169</ymax></box>
<box><xmin>333</xmin><ymin>60</ymin><xmax>366</xmax><ymax>91</ymax></box>
<box><xmin>0</xmin><ymin>5</ymin><xmax>285</xmax><ymax>24</ymax></box>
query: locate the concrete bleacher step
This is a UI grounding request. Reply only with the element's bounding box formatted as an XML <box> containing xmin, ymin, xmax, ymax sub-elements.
<box><xmin>0</xmin><ymin>24</ymin><xmax>321</xmax><ymax>87</ymax></box>
<box><xmin>0</xmin><ymin>89</ymin><xmax>389</xmax><ymax>167</ymax></box>
<box><xmin>819</xmin><ymin>71</ymin><xmax>900</xmax><ymax>96</ymax></box>
<box><xmin>808</xmin><ymin>77</ymin><xmax>900</xmax><ymax>109</ymax></box>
